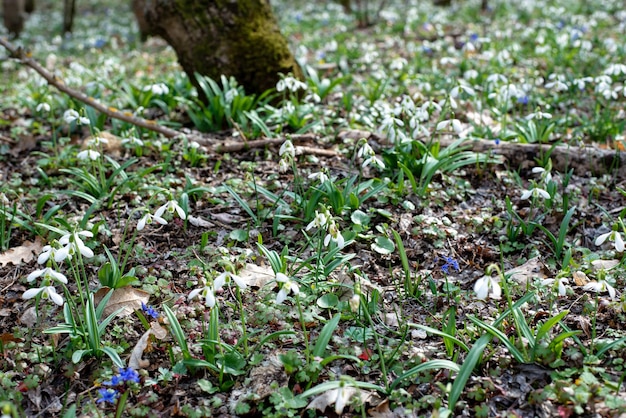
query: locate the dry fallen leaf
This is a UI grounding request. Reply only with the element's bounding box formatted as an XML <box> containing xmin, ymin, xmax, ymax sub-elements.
<box><xmin>506</xmin><ymin>257</ymin><xmax>546</xmax><ymax>284</ymax></box>
<box><xmin>0</xmin><ymin>237</ymin><xmax>43</xmax><ymax>267</ymax></box>
<box><xmin>188</xmin><ymin>215</ymin><xmax>214</xmax><ymax>228</ymax></box>
<box><xmin>129</xmin><ymin>321</ymin><xmax>167</xmax><ymax>370</ymax></box>
<box><xmin>238</xmin><ymin>263</ymin><xmax>275</xmax><ymax>288</ymax></box>
<box><xmin>572</xmin><ymin>271</ymin><xmax>589</xmax><ymax>286</ymax></box>
<box><xmin>94</xmin><ymin>286</ymin><xmax>150</xmax><ymax>317</ymax></box>
<box><xmin>591</xmin><ymin>259</ymin><xmax>619</xmax><ymax>271</ymax></box>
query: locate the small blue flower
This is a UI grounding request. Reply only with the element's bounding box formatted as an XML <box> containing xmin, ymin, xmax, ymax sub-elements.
<box><xmin>104</xmin><ymin>375</ymin><xmax>122</xmax><ymax>386</ymax></box>
<box><xmin>96</xmin><ymin>388</ymin><xmax>118</xmax><ymax>404</ymax></box>
<box><xmin>469</xmin><ymin>33</ymin><xmax>479</xmax><ymax>42</ymax></box>
<box><xmin>119</xmin><ymin>367</ymin><xmax>140</xmax><ymax>384</ymax></box>
<box><xmin>440</xmin><ymin>256</ymin><xmax>460</xmax><ymax>274</ymax></box>
<box><xmin>494</xmin><ymin>138</ymin><xmax>501</xmax><ymax>145</ymax></box>
<box><xmin>141</xmin><ymin>302</ymin><xmax>159</xmax><ymax>319</ymax></box>
<box><xmin>517</xmin><ymin>95</ymin><xmax>529</xmax><ymax>105</ymax></box>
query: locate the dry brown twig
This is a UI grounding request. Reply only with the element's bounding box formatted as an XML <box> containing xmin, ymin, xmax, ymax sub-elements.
<box><xmin>0</xmin><ymin>37</ymin><xmax>336</xmax><ymax>155</ymax></box>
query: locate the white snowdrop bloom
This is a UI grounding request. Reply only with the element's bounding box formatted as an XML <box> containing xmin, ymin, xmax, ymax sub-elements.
<box><xmin>121</xmin><ymin>137</ymin><xmax>144</xmax><ymax>146</ymax></box>
<box><xmin>137</xmin><ymin>213</ymin><xmax>167</xmax><ymax>231</ymax></box>
<box><xmin>26</xmin><ymin>267</ymin><xmax>68</xmax><ymax>284</ymax></box>
<box><xmin>275</xmin><ymin>273</ymin><xmax>301</xmax><ymax>304</ymax></box>
<box><xmin>525</xmin><ymin>111</ymin><xmax>552</xmax><ymax>120</ymax></box>
<box><xmin>63</xmin><ymin>109</ymin><xmax>80</xmax><ymax>124</ymax></box>
<box><xmin>520</xmin><ymin>187</ymin><xmax>551</xmax><ymax>200</ymax></box>
<box><xmin>279</xmin><ymin>140</ymin><xmax>295</xmax><ymax>158</ymax></box>
<box><xmin>542</xmin><ymin>277</ymin><xmax>569</xmax><ymax>297</ymax></box>
<box><xmin>324</xmin><ymin>221</ymin><xmax>345</xmax><ymax>248</ymax></box>
<box><xmin>55</xmin><ymin>231</ymin><xmax>94</xmax><ymax>262</ymax></box>
<box><xmin>450</xmin><ymin>83</ymin><xmax>475</xmax><ymax>97</ymax></box>
<box><xmin>464</xmin><ymin>69</ymin><xmax>479</xmax><ymax>80</ymax></box>
<box><xmin>23</xmin><ymin>285</ymin><xmax>64</xmax><ymax>306</ymax></box>
<box><xmin>308</xmin><ymin>171</ymin><xmax>329</xmax><ymax>183</ymax></box>
<box><xmin>486</xmin><ymin>73</ymin><xmax>508</xmax><ymax>85</ymax></box>
<box><xmin>143</xmin><ymin>83</ymin><xmax>169</xmax><ymax>95</ymax></box>
<box><xmin>474</xmin><ymin>276</ymin><xmax>502</xmax><ymax>300</ymax></box>
<box><xmin>86</xmin><ymin>136</ymin><xmax>109</xmax><ymax>147</ymax></box>
<box><xmin>77</xmin><ymin>150</ymin><xmax>101</xmax><ymax>161</ymax></box>
<box><xmin>436</xmin><ymin>119</ymin><xmax>463</xmax><ymax>134</ymax></box>
<box><xmin>584</xmin><ymin>279</ymin><xmax>616</xmax><ymax>299</ymax></box>
<box><xmin>155</xmin><ymin>200</ymin><xmax>186</xmax><ymax>220</ymax></box>
<box><xmin>595</xmin><ymin>230</ymin><xmax>625</xmax><ymax>252</ymax></box>
<box><xmin>306</xmin><ymin>210</ymin><xmax>330</xmax><ymax>231</ymax></box>
<box><xmin>604</xmin><ymin>64</ymin><xmax>626</xmax><ymax>76</ymax></box>
<box><xmin>36</xmin><ymin>103</ymin><xmax>51</xmax><ymax>113</ymax></box>
<box><xmin>188</xmin><ymin>284</ymin><xmax>218</xmax><ymax>308</ymax></box>
<box><xmin>215</xmin><ymin>271</ymin><xmax>246</xmax><ymax>291</ymax></box>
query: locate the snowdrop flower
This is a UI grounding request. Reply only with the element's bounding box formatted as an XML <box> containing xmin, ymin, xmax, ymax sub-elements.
<box><xmin>37</xmin><ymin>245</ymin><xmax>58</xmax><ymax>264</ymax></box>
<box><xmin>63</xmin><ymin>109</ymin><xmax>80</xmax><ymax>124</ymax></box>
<box><xmin>525</xmin><ymin>111</ymin><xmax>552</xmax><ymax>120</ymax></box>
<box><xmin>188</xmin><ymin>282</ymin><xmax>222</xmax><ymax>308</ymax></box>
<box><xmin>324</xmin><ymin>221</ymin><xmax>345</xmax><ymax>248</ymax></box>
<box><xmin>143</xmin><ymin>83</ymin><xmax>169</xmax><ymax>95</ymax></box>
<box><xmin>26</xmin><ymin>267</ymin><xmax>68</xmax><ymax>284</ymax></box>
<box><xmin>137</xmin><ymin>212</ymin><xmax>167</xmax><ymax>231</ymax></box>
<box><xmin>308</xmin><ymin>171</ymin><xmax>329</xmax><ymax>183</ymax></box>
<box><xmin>306</xmin><ymin>210</ymin><xmax>330</xmax><ymax>231</ymax></box>
<box><xmin>604</xmin><ymin>63</ymin><xmax>626</xmax><ymax>76</ymax></box>
<box><xmin>349</xmin><ymin>294</ymin><xmax>360</xmax><ymax>312</ymax></box>
<box><xmin>215</xmin><ymin>271</ymin><xmax>246</xmax><ymax>291</ymax></box>
<box><xmin>436</xmin><ymin>119</ymin><xmax>463</xmax><ymax>134</ymax></box>
<box><xmin>55</xmin><ymin>231</ymin><xmax>94</xmax><ymax>262</ymax></box>
<box><xmin>584</xmin><ymin>279</ymin><xmax>616</xmax><ymax>299</ymax></box>
<box><xmin>474</xmin><ymin>275</ymin><xmax>502</xmax><ymax>300</ymax></box>
<box><xmin>334</xmin><ymin>383</ymin><xmax>352</xmax><ymax>415</ymax></box>
<box><xmin>362</xmin><ymin>155</ymin><xmax>385</xmax><ymax>170</ymax></box>
<box><xmin>520</xmin><ymin>187</ymin><xmax>551</xmax><ymax>200</ymax></box>
<box><xmin>36</xmin><ymin>103</ymin><xmax>50</xmax><ymax>113</ymax></box>
<box><xmin>356</xmin><ymin>141</ymin><xmax>375</xmax><ymax>159</ymax></box>
<box><xmin>86</xmin><ymin>136</ymin><xmax>108</xmax><ymax>147</ymax></box>
<box><xmin>23</xmin><ymin>285</ymin><xmax>64</xmax><ymax>306</ymax></box>
<box><xmin>77</xmin><ymin>149</ymin><xmax>101</xmax><ymax>161</ymax></box>
<box><xmin>531</xmin><ymin>166</ymin><xmax>552</xmax><ymax>184</ymax></box>
<box><xmin>542</xmin><ymin>277</ymin><xmax>569</xmax><ymax>296</ymax></box>
<box><xmin>595</xmin><ymin>230</ymin><xmax>625</xmax><ymax>252</ymax></box>
<box><xmin>279</xmin><ymin>140</ymin><xmax>295</xmax><ymax>158</ymax></box>
<box><xmin>155</xmin><ymin>200</ymin><xmax>186</xmax><ymax>220</ymax></box>
<box><xmin>121</xmin><ymin>137</ymin><xmax>144</xmax><ymax>147</ymax></box>
<box><xmin>275</xmin><ymin>273</ymin><xmax>300</xmax><ymax>304</ymax></box>
<box><xmin>276</xmin><ymin>76</ymin><xmax>307</xmax><ymax>92</ymax></box>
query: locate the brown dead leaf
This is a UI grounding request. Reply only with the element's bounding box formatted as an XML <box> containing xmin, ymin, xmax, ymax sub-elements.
<box><xmin>83</xmin><ymin>131</ymin><xmax>122</xmax><ymax>156</ymax></box>
<box><xmin>591</xmin><ymin>259</ymin><xmax>619</xmax><ymax>271</ymax></box>
<box><xmin>188</xmin><ymin>215</ymin><xmax>214</xmax><ymax>228</ymax></box>
<box><xmin>10</xmin><ymin>133</ymin><xmax>38</xmax><ymax>156</ymax></box>
<box><xmin>506</xmin><ymin>257</ymin><xmax>546</xmax><ymax>285</ymax></box>
<box><xmin>238</xmin><ymin>263</ymin><xmax>275</xmax><ymax>288</ymax></box>
<box><xmin>573</xmin><ymin>271</ymin><xmax>589</xmax><ymax>286</ymax></box>
<box><xmin>0</xmin><ymin>237</ymin><xmax>44</xmax><ymax>267</ymax></box>
<box><xmin>94</xmin><ymin>286</ymin><xmax>150</xmax><ymax>317</ymax></box>
<box><xmin>129</xmin><ymin>322</ymin><xmax>167</xmax><ymax>370</ymax></box>
<box><xmin>0</xmin><ymin>333</ymin><xmax>22</xmax><ymax>344</ymax></box>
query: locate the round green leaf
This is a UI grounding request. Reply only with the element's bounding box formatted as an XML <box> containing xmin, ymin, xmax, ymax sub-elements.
<box><xmin>371</xmin><ymin>236</ymin><xmax>395</xmax><ymax>255</ymax></box>
<box><xmin>317</xmin><ymin>293</ymin><xmax>339</xmax><ymax>309</ymax></box>
<box><xmin>351</xmin><ymin>210</ymin><xmax>370</xmax><ymax>226</ymax></box>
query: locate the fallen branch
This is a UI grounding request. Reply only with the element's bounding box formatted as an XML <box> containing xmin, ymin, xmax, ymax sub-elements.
<box><xmin>0</xmin><ymin>36</ymin><xmax>182</xmax><ymax>139</ymax></box>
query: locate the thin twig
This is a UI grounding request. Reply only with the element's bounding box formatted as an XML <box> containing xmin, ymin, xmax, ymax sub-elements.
<box><xmin>0</xmin><ymin>36</ymin><xmax>182</xmax><ymax>139</ymax></box>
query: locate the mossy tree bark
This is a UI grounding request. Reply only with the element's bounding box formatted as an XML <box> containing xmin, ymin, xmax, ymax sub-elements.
<box><xmin>138</xmin><ymin>0</ymin><xmax>303</xmax><ymax>97</ymax></box>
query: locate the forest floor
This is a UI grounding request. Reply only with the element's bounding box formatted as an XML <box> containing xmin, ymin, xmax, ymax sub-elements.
<box><xmin>1</xmin><ymin>0</ymin><xmax>626</xmax><ymax>417</ymax></box>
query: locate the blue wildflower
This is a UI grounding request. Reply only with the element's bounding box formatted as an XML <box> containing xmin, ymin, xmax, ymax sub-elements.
<box><xmin>440</xmin><ymin>256</ymin><xmax>460</xmax><ymax>274</ymax></box>
<box><xmin>119</xmin><ymin>367</ymin><xmax>140</xmax><ymax>384</ymax></box>
<box><xmin>494</xmin><ymin>138</ymin><xmax>501</xmax><ymax>145</ymax></box>
<box><xmin>96</xmin><ymin>388</ymin><xmax>118</xmax><ymax>404</ymax></box>
<box><xmin>469</xmin><ymin>33</ymin><xmax>479</xmax><ymax>42</ymax></box>
<box><xmin>141</xmin><ymin>302</ymin><xmax>159</xmax><ymax>319</ymax></box>
<box><xmin>104</xmin><ymin>375</ymin><xmax>122</xmax><ymax>386</ymax></box>
<box><xmin>517</xmin><ymin>95</ymin><xmax>529</xmax><ymax>105</ymax></box>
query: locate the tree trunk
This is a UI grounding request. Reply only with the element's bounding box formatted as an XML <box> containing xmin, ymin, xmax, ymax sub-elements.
<box><xmin>139</xmin><ymin>0</ymin><xmax>303</xmax><ymax>97</ymax></box>
<box><xmin>62</xmin><ymin>0</ymin><xmax>75</xmax><ymax>33</ymax></box>
<box><xmin>2</xmin><ymin>0</ymin><xmax>24</xmax><ymax>37</ymax></box>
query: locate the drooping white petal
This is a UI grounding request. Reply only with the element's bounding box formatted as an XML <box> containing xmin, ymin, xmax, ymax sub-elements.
<box><xmin>276</xmin><ymin>288</ymin><xmax>288</xmax><ymax>304</ymax></box>
<box><xmin>595</xmin><ymin>232</ymin><xmax>611</xmax><ymax>246</ymax></box>
<box><xmin>614</xmin><ymin>232</ymin><xmax>624</xmax><ymax>252</ymax></box>
<box><xmin>27</xmin><ymin>269</ymin><xmax>44</xmax><ymax>283</ymax></box>
<box><xmin>520</xmin><ymin>190</ymin><xmax>533</xmax><ymax>200</ymax></box>
<box><xmin>491</xmin><ymin>279</ymin><xmax>502</xmax><ymax>300</ymax></box>
<box><xmin>47</xmin><ymin>287</ymin><xmax>64</xmax><ymax>306</ymax></box>
<box><xmin>23</xmin><ymin>287</ymin><xmax>43</xmax><ymax>300</ymax></box>
<box><xmin>474</xmin><ymin>277</ymin><xmax>489</xmax><ymax>300</ymax></box>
